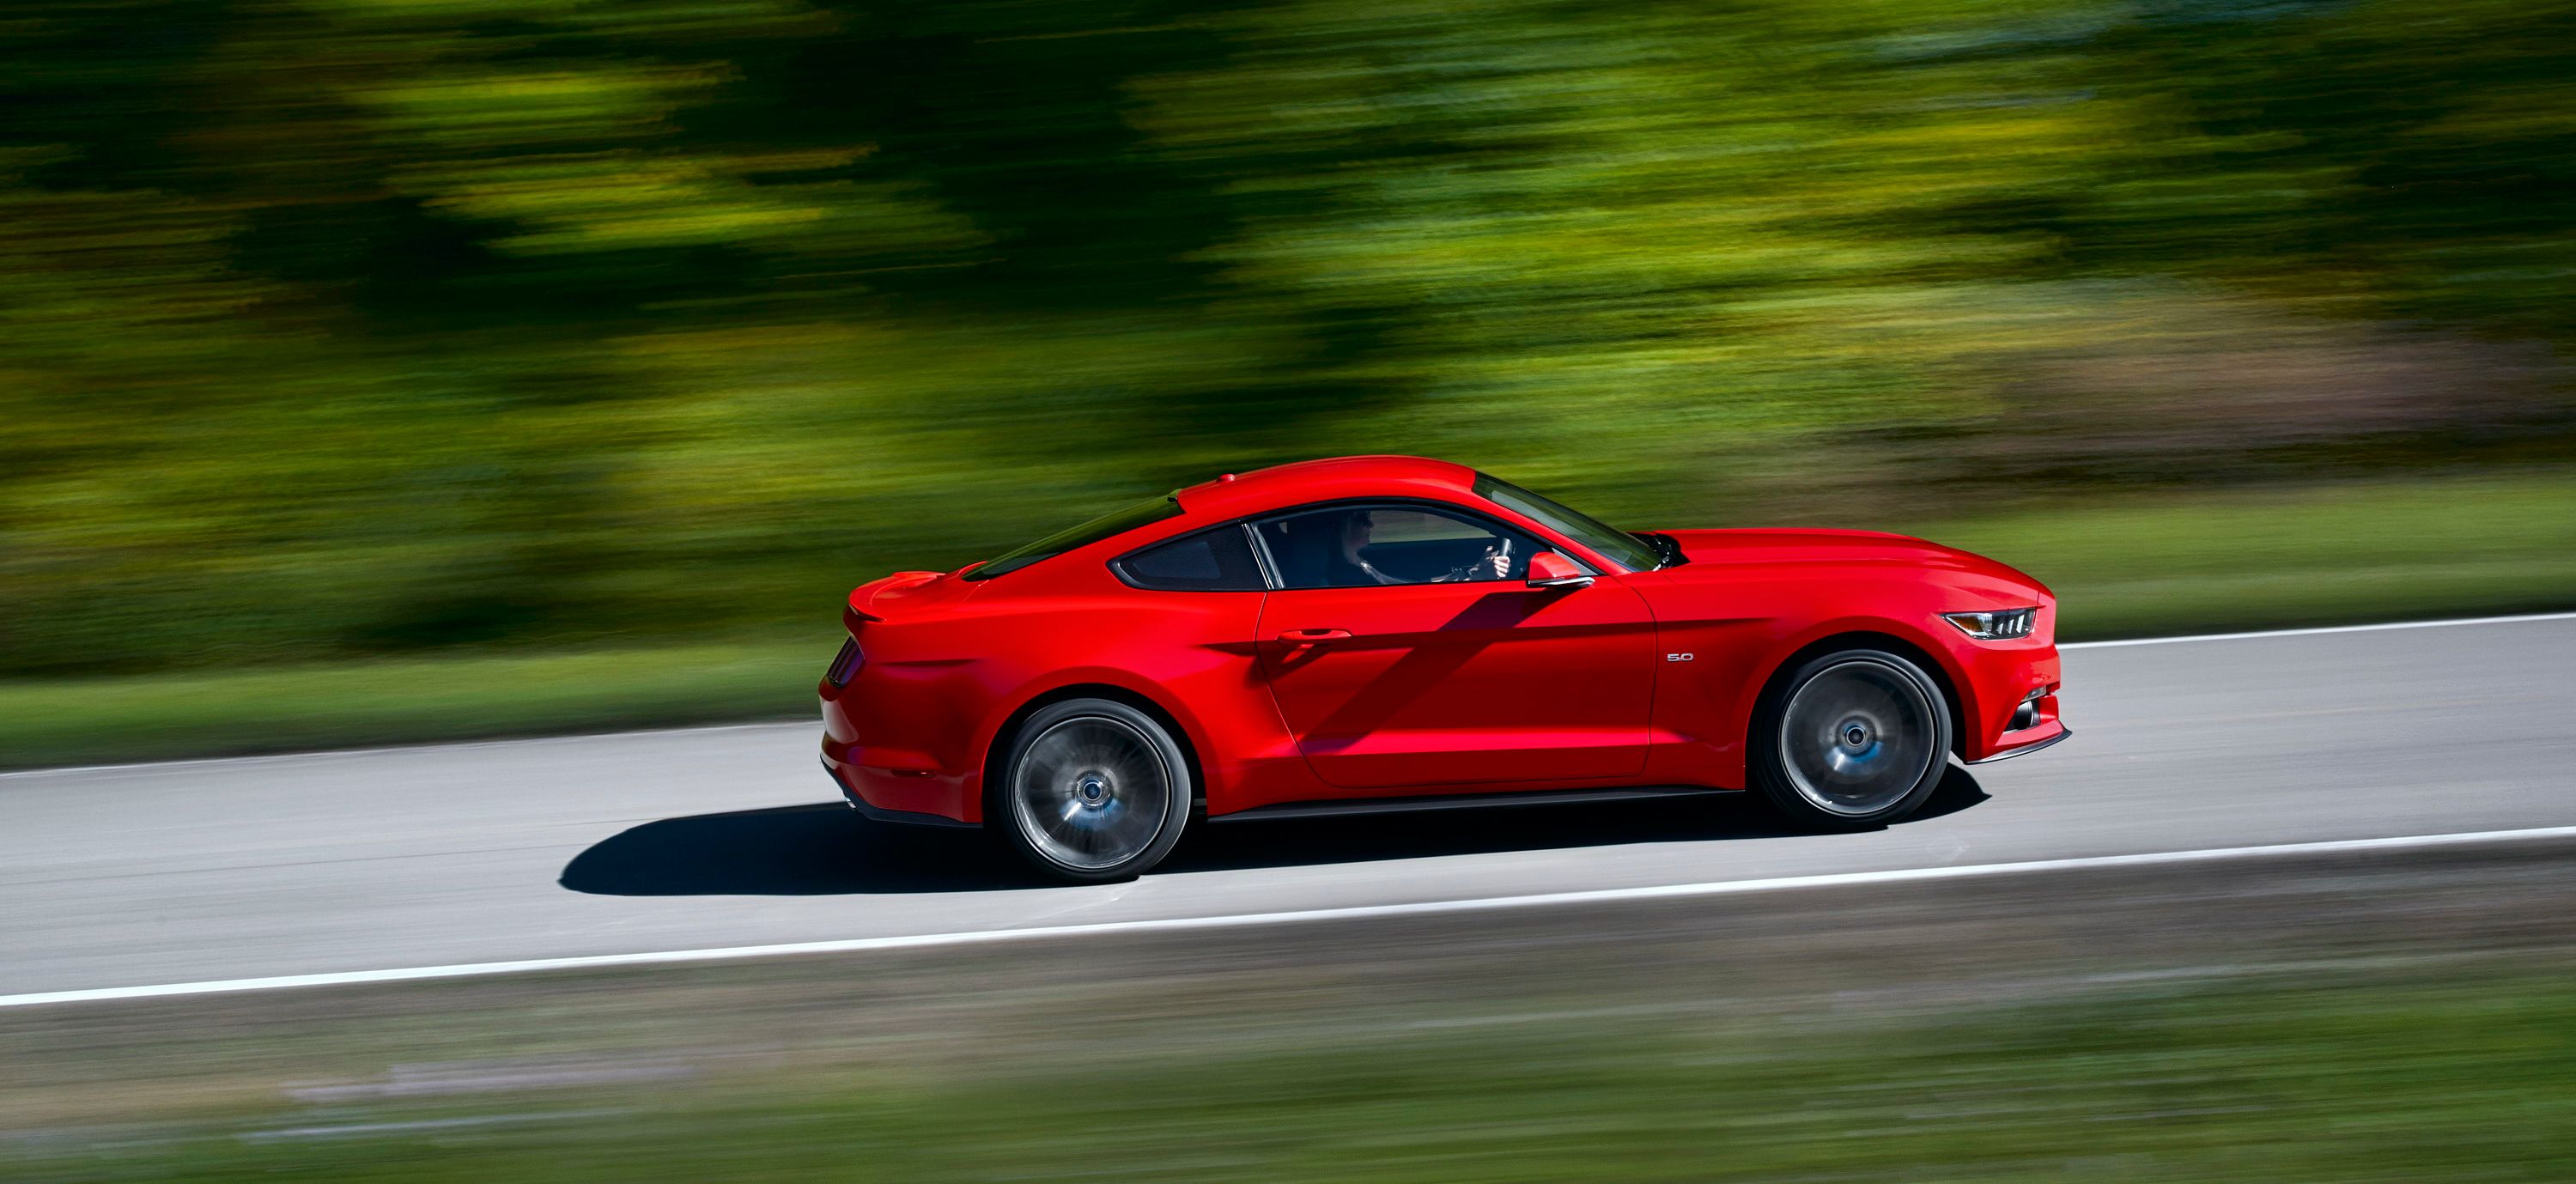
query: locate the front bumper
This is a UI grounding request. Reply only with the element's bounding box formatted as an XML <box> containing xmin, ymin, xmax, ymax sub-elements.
<box><xmin>1965</xmin><ymin>723</ymin><xmax>2070</xmax><ymax>764</ymax></box>
<box><xmin>1946</xmin><ymin>630</ymin><xmax>2066</xmax><ymax>762</ymax></box>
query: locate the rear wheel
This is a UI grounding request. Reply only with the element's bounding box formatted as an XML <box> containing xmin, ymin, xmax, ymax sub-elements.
<box><xmin>1752</xmin><ymin>648</ymin><xmax>1952</xmax><ymax>829</ymax></box>
<box><xmin>992</xmin><ymin>698</ymin><xmax>1192</xmax><ymax>883</ymax></box>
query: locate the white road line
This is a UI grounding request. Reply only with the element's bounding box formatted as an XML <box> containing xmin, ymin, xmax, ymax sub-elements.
<box><xmin>2058</xmin><ymin>610</ymin><xmax>2576</xmax><ymax>650</ymax></box>
<box><xmin>9</xmin><ymin>823</ymin><xmax>2575</xmax><ymax>1011</ymax></box>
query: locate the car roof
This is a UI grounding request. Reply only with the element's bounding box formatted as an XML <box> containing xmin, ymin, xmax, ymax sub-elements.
<box><xmin>1171</xmin><ymin>455</ymin><xmax>1479</xmax><ymax>519</ymax></box>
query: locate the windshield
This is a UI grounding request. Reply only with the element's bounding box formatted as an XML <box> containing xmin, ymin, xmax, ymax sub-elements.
<box><xmin>1473</xmin><ymin>472</ymin><xmax>1664</xmax><ymax>572</ymax></box>
<box><xmin>964</xmin><ymin>495</ymin><xmax>1182</xmax><ymax>580</ymax></box>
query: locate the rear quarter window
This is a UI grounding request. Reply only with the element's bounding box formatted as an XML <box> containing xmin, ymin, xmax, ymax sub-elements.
<box><xmin>1115</xmin><ymin>527</ymin><xmax>1266</xmax><ymax>592</ymax></box>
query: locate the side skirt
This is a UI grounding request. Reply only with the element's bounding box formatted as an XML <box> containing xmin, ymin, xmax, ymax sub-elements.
<box><xmin>1208</xmin><ymin>786</ymin><xmax>1736</xmax><ymax>823</ymax></box>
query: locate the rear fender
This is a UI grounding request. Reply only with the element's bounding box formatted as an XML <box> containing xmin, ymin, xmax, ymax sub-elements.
<box><xmin>973</xmin><ymin>667</ymin><xmax>1229</xmax><ymax>822</ymax></box>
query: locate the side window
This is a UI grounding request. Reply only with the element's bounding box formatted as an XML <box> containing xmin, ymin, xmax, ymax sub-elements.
<box><xmin>1114</xmin><ymin>526</ymin><xmax>1267</xmax><ymax>592</ymax></box>
<box><xmin>1255</xmin><ymin>505</ymin><xmax>1539</xmax><ymax>590</ymax></box>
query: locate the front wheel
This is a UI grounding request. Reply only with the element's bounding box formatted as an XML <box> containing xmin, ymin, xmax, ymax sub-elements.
<box><xmin>1751</xmin><ymin>649</ymin><xmax>1953</xmax><ymax>829</ymax></box>
<box><xmin>992</xmin><ymin>698</ymin><xmax>1193</xmax><ymax>883</ymax></box>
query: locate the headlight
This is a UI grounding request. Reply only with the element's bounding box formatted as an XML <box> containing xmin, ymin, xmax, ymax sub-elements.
<box><xmin>1942</xmin><ymin>608</ymin><xmax>2037</xmax><ymax>640</ymax></box>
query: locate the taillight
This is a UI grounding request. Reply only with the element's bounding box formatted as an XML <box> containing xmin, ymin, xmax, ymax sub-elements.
<box><xmin>826</xmin><ymin>638</ymin><xmax>866</xmax><ymax>686</ymax></box>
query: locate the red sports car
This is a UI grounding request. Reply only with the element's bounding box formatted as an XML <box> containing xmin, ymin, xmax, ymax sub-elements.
<box><xmin>820</xmin><ymin>456</ymin><xmax>2066</xmax><ymax>882</ymax></box>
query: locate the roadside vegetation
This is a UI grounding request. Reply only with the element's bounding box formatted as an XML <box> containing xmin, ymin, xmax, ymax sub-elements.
<box><xmin>17</xmin><ymin>975</ymin><xmax>2576</xmax><ymax>1182</ymax></box>
<box><xmin>6</xmin><ymin>0</ymin><xmax>2573</xmax><ymax>765</ymax></box>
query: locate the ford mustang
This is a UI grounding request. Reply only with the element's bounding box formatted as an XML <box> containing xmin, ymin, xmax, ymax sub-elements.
<box><xmin>819</xmin><ymin>456</ymin><xmax>2067</xmax><ymax>881</ymax></box>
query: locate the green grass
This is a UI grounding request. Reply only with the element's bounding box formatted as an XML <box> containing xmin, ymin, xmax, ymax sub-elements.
<box><xmin>0</xmin><ymin>641</ymin><xmax>824</xmax><ymax>770</ymax></box>
<box><xmin>1922</xmin><ymin>471</ymin><xmax>2576</xmax><ymax>640</ymax></box>
<box><xmin>10</xmin><ymin>969</ymin><xmax>2574</xmax><ymax>1182</ymax></box>
<box><xmin>5</xmin><ymin>471</ymin><xmax>2572</xmax><ymax>770</ymax></box>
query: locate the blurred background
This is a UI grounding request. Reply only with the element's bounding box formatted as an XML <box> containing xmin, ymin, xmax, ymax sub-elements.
<box><xmin>6</xmin><ymin>0</ymin><xmax>2574</xmax><ymax>764</ymax></box>
<box><xmin>9</xmin><ymin>5</ymin><xmax>2576</xmax><ymax>1176</ymax></box>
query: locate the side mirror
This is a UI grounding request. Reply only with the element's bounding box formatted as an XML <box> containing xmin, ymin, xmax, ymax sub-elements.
<box><xmin>1526</xmin><ymin>550</ymin><xmax>1593</xmax><ymax>590</ymax></box>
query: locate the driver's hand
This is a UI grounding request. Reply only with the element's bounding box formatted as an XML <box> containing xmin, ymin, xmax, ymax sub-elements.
<box><xmin>1431</xmin><ymin>543</ymin><xmax>1511</xmax><ymax>583</ymax></box>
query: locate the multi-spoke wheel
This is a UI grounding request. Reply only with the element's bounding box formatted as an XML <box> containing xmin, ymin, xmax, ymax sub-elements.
<box><xmin>993</xmin><ymin>698</ymin><xmax>1193</xmax><ymax>882</ymax></box>
<box><xmin>1752</xmin><ymin>648</ymin><xmax>1953</xmax><ymax>828</ymax></box>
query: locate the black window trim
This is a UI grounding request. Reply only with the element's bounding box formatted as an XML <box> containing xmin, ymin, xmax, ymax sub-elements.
<box><xmin>1108</xmin><ymin>496</ymin><xmax>1605</xmax><ymax>592</ymax></box>
<box><xmin>1470</xmin><ymin>471</ymin><xmax>1662</xmax><ymax>574</ymax></box>
<box><xmin>1241</xmin><ymin>497</ymin><xmax>1600</xmax><ymax>592</ymax></box>
<box><xmin>1239</xmin><ymin>521</ymin><xmax>1280</xmax><ymax>589</ymax></box>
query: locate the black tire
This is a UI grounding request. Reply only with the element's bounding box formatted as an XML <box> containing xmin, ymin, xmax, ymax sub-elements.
<box><xmin>990</xmin><ymin>698</ymin><xmax>1192</xmax><ymax>883</ymax></box>
<box><xmin>1750</xmin><ymin>648</ymin><xmax>1953</xmax><ymax>829</ymax></box>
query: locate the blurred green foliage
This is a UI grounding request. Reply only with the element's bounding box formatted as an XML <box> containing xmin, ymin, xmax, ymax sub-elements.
<box><xmin>4</xmin><ymin>0</ymin><xmax>2573</xmax><ymax>677</ymax></box>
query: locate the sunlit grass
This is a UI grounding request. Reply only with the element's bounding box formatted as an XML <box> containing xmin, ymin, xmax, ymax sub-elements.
<box><xmin>9</xmin><ymin>969</ymin><xmax>2573</xmax><ymax>1182</ymax></box>
<box><xmin>1922</xmin><ymin>470</ymin><xmax>2576</xmax><ymax>637</ymax></box>
<box><xmin>0</xmin><ymin>641</ymin><xmax>824</xmax><ymax>770</ymax></box>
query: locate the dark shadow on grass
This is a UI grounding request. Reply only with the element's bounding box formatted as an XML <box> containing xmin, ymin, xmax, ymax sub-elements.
<box><xmin>559</xmin><ymin>765</ymin><xmax>1989</xmax><ymax>896</ymax></box>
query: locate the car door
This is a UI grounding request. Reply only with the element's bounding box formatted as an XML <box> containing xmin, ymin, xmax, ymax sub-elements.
<box><xmin>1249</xmin><ymin>501</ymin><xmax>1658</xmax><ymax>790</ymax></box>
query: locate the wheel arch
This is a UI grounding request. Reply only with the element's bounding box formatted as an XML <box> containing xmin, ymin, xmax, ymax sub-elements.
<box><xmin>1749</xmin><ymin>629</ymin><xmax>1969</xmax><ymax>760</ymax></box>
<box><xmin>979</xmin><ymin>682</ymin><xmax>1211</xmax><ymax>822</ymax></box>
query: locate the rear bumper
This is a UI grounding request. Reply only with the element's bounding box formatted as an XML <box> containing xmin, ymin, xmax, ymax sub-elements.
<box><xmin>820</xmin><ymin>756</ymin><xmax>977</xmax><ymax>828</ymax></box>
<box><xmin>819</xmin><ymin>643</ymin><xmax>982</xmax><ymax>822</ymax></box>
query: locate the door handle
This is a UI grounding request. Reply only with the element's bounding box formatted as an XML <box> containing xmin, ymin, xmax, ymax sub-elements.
<box><xmin>1276</xmin><ymin>628</ymin><xmax>1352</xmax><ymax>646</ymax></box>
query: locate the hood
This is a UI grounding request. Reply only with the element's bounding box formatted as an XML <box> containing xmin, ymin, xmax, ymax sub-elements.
<box><xmin>1655</xmin><ymin>528</ymin><xmax>2049</xmax><ymax>594</ymax></box>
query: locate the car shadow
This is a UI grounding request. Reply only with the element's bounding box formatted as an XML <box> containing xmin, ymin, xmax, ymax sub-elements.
<box><xmin>558</xmin><ymin>764</ymin><xmax>1990</xmax><ymax>896</ymax></box>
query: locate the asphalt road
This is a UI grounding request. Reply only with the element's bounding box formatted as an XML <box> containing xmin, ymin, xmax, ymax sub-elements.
<box><xmin>6</xmin><ymin>615</ymin><xmax>2574</xmax><ymax>999</ymax></box>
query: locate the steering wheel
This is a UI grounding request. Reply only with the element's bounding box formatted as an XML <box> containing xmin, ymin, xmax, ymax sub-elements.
<box><xmin>1432</xmin><ymin>535</ymin><xmax>1513</xmax><ymax>583</ymax></box>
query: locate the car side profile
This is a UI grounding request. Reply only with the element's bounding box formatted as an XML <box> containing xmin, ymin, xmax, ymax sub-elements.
<box><xmin>819</xmin><ymin>456</ymin><xmax>2067</xmax><ymax>882</ymax></box>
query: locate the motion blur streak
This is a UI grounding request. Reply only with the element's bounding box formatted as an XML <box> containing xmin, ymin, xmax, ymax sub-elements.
<box><xmin>9</xmin><ymin>823</ymin><xmax>2576</xmax><ymax>1011</ymax></box>
<box><xmin>7</xmin><ymin>1</ymin><xmax>2572</xmax><ymax>1175</ymax></box>
<box><xmin>2059</xmin><ymin>609</ymin><xmax>2576</xmax><ymax>649</ymax></box>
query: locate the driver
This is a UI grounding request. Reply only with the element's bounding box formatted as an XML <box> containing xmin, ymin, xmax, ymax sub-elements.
<box><xmin>1334</xmin><ymin>510</ymin><xmax>1514</xmax><ymax>586</ymax></box>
